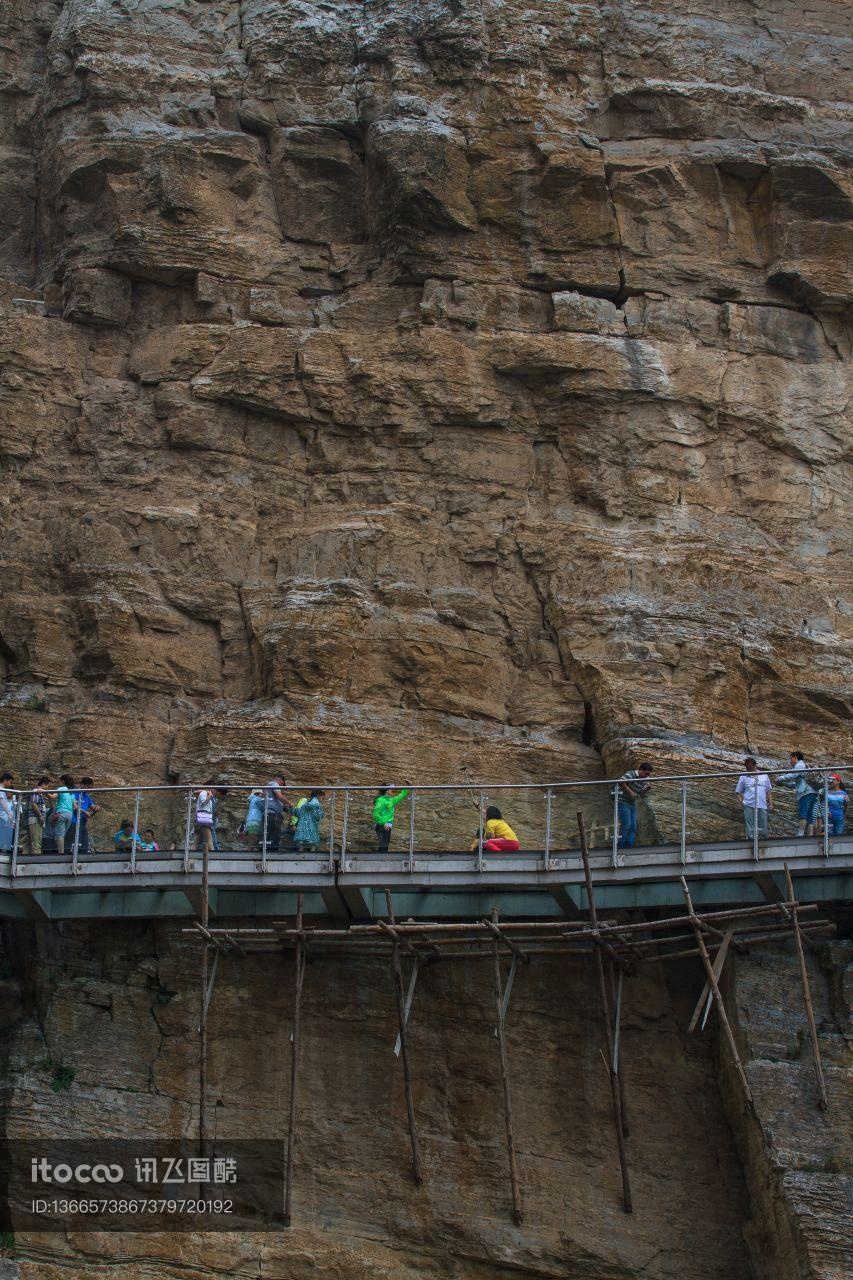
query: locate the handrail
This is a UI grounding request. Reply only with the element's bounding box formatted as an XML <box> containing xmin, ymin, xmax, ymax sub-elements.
<box><xmin>4</xmin><ymin>765</ymin><xmax>851</xmax><ymax>797</ymax></box>
<box><xmin>7</xmin><ymin>765</ymin><xmax>848</xmax><ymax>877</ymax></box>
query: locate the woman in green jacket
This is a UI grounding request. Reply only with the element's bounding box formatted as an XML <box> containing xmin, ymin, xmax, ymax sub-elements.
<box><xmin>372</xmin><ymin>785</ymin><xmax>410</xmax><ymax>852</ymax></box>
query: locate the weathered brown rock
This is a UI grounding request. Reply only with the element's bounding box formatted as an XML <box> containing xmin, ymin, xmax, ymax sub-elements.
<box><xmin>0</xmin><ymin>3</ymin><xmax>851</xmax><ymax>1268</ymax></box>
<box><xmin>1</xmin><ymin>0</ymin><xmax>850</xmax><ymax>804</ymax></box>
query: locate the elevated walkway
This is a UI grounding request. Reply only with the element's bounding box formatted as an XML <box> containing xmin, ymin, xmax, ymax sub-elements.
<box><xmin>4</xmin><ymin>767</ymin><xmax>850</xmax><ymax>920</ymax></box>
<box><xmin>4</xmin><ymin>835</ymin><xmax>852</xmax><ymax>920</ymax></box>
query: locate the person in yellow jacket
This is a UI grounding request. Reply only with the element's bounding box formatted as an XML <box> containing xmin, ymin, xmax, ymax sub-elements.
<box><xmin>469</xmin><ymin>806</ymin><xmax>520</xmax><ymax>853</ymax></box>
<box><xmin>372</xmin><ymin>785</ymin><xmax>410</xmax><ymax>852</ymax></box>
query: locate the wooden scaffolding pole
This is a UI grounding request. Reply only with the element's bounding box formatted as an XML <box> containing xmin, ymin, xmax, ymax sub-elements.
<box><xmin>491</xmin><ymin>908</ymin><xmax>524</xmax><ymax>1225</ymax></box>
<box><xmin>783</xmin><ymin>866</ymin><xmax>828</xmax><ymax>1111</ymax></box>
<box><xmin>199</xmin><ymin>838</ymin><xmax>210</xmax><ymax>1149</ymax></box>
<box><xmin>608</xmin><ymin>960</ymin><xmax>629</xmax><ymax>1137</ymax></box>
<box><xmin>284</xmin><ymin>893</ymin><xmax>307</xmax><ymax>1227</ymax></box>
<box><xmin>577</xmin><ymin>814</ymin><xmax>632</xmax><ymax>1213</ymax></box>
<box><xmin>384</xmin><ymin>890</ymin><xmax>424</xmax><ymax>1185</ymax></box>
<box><xmin>680</xmin><ymin>877</ymin><xmax>753</xmax><ymax>1108</ymax></box>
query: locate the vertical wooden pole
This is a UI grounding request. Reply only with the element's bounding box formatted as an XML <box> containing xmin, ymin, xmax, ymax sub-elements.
<box><xmin>385</xmin><ymin>890</ymin><xmax>423</xmax><ymax>1185</ymax></box>
<box><xmin>680</xmin><ymin>877</ymin><xmax>753</xmax><ymax>1108</ymax></box>
<box><xmin>491</xmin><ymin>908</ymin><xmax>523</xmax><ymax>1225</ymax></box>
<box><xmin>285</xmin><ymin>893</ymin><xmax>306</xmax><ymax>1226</ymax></box>
<box><xmin>608</xmin><ymin>961</ymin><xmax>629</xmax><ymax>1137</ymax></box>
<box><xmin>577</xmin><ymin>814</ymin><xmax>632</xmax><ymax>1213</ymax></box>
<box><xmin>199</xmin><ymin>838</ymin><xmax>210</xmax><ymax>1149</ymax></box>
<box><xmin>784</xmin><ymin>865</ymin><xmax>828</xmax><ymax>1110</ymax></box>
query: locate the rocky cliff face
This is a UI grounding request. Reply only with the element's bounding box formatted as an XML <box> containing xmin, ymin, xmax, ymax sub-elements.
<box><xmin>0</xmin><ymin>5</ymin><xmax>851</xmax><ymax>1277</ymax></box>
<box><xmin>0</xmin><ymin>0</ymin><xmax>851</xmax><ymax>797</ymax></box>
<box><xmin>0</xmin><ymin>919</ymin><xmax>849</xmax><ymax>1280</ymax></box>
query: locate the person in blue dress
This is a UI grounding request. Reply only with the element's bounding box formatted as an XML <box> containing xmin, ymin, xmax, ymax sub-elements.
<box><xmin>293</xmin><ymin>790</ymin><xmax>325</xmax><ymax>852</ymax></box>
<box><xmin>241</xmin><ymin>790</ymin><xmax>266</xmax><ymax>850</ymax></box>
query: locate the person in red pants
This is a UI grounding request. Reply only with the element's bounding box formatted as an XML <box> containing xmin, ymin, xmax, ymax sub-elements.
<box><xmin>470</xmin><ymin>806</ymin><xmax>520</xmax><ymax>853</ymax></box>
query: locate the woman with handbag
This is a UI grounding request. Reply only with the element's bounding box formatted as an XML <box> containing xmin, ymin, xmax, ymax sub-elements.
<box><xmin>195</xmin><ymin>783</ymin><xmax>216</xmax><ymax>855</ymax></box>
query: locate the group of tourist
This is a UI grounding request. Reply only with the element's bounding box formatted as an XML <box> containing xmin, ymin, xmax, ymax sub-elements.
<box><xmin>613</xmin><ymin>752</ymin><xmax>847</xmax><ymax>849</ymax></box>
<box><xmin>0</xmin><ymin>752</ymin><xmax>846</xmax><ymax>858</ymax></box>
<box><xmin>0</xmin><ymin>773</ymin><xmax>161</xmax><ymax>856</ymax></box>
<box><xmin>736</xmin><ymin>752</ymin><xmax>849</xmax><ymax>840</ymax></box>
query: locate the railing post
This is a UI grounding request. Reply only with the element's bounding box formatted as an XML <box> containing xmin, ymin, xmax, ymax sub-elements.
<box><xmin>679</xmin><ymin>782</ymin><xmax>687</xmax><ymax>865</ymax></box>
<box><xmin>261</xmin><ymin>793</ymin><xmax>269</xmax><ymax>874</ymax></box>
<box><xmin>71</xmin><ymin>794</ymin><xmax>81</xmax><ymax>875</ymax></box>
<box><xmin>130</xmin><ymin>789</ymin><xmax>141</xmax><ymax>875</ymax></box>
<box><xmin>341</xmin><ymin>788</ymin><xmax>350</xmax><ymax>871</ymax></box>
<box><xmin>822</xmin><ymin>771</ymin><xmax>830</xmax><ymax>859</ymax></box>
<box><xmin>477</xmin><ymin>789</ymin><xmax>485</xmax><ymax>873</ymax></box>
<box><xmin>328</xmin><ymin>789</ymin><xmax>337</xmax><ymax>873</ymax></box>
<box><xmin>10</xmin><ymin>796</ymin><xmax>21</xmax><ymax>878</ymax></box>
<box><xmin>753</xmin><ymin>774</ymin><xmax>759</xmax><ymax>861</ymax></box>
<box><xmin>612</xmin><ymin>779</ymin><xmax>619</xmax><ymax>869</ymax></box>
<box><xmin>544</xmin><ymin>789</ymin><xmax>552</xmax><ymax>871</ymax></box>
<box><xmin>408</xmin><ymin>788</ymin><xmax>415</xmax><ymax>874</ymax></box>
<box><xmin>183</xmin><ymin>788</ymin><xmax>193</xmax><ymax>873</ymax></box>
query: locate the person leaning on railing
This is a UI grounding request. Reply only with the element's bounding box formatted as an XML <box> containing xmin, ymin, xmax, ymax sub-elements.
<box><xmin>614</xmin><ymin>763</ymin><xmax>653</xmax><ymax>849</ymax></box>
<box><xmin>775</xmin><ymin>750</ymin><xmax>818</xmax><ymax>837</ymax></box>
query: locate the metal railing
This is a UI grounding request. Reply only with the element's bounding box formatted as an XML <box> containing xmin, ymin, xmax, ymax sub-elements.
<box><xmin>3</xmin><ymin>765</ymin><xmax>851</xmax><ymax>879</ymax></box>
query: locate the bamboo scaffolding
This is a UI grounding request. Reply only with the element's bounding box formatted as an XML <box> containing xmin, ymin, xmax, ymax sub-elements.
<box><xmin>608</xmin><ymin>960</ymin><xmax>629</xmax><ymax>1137</ymax></box>
<box><xmin>784</xmin><ymin>865</ymin><xmax>828</xmax><ymax>1111</ymax></box>
<box><xmin>384</xmin><ymin>891</ymin><xmax>424</xmax><ymax>1185</ymax></box>
<box><xmin>198</xmin><ymin>840</ymin><xmax>210</xmax><ymax>1150</ymax></box>
<box><xmin>680</xmin><ymin>877</ymin><xmax>753</xmax><ymax>1108</ymax></box>
<box><xmin>184</xmin><ymin>878</ymin><xmax>834</xmax><ymax>1228</ymax></box>
<box><xmin>264</xmin><ymin>899</ymin><xmax>818</xmax><ymax>941</ymax></box>
<box><xmin>578</xmin><ymin>814</ymin><xmax>632</xmax><ymax>1213</ymax></box>
<box><xmin>185</xmin><ymin>907</ymin><xmax>827</xmax><ymax>963</ymax></box>
<box><xmin>213</xmin><ymin>918</ymin><xmax>832</xmax><ymax>963</ymax></box>
<box><xmin>492</xmin><ymin>908</ymin><xmax>523</xmax><ymax>1225</ymax></box>
<box><xmin>284</xmin><ymin>893</ymin><xmax>307</xmax><ymax>1227</ymax></box>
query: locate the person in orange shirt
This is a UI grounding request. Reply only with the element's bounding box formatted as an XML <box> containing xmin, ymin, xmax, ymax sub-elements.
<box><xmin>470</xmin><ymin>806</ymin><xmax>520</xmax><ymax>853</ymax></box>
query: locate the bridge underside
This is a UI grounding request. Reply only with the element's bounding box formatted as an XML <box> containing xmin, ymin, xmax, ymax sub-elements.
<box><xmin>2</xmin><ymin>836</ymin><xmax>851</xmax><ymax>921</ymax></box>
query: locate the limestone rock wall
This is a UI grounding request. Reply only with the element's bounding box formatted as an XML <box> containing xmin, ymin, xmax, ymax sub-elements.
<box><xmin>0</xmin><ymin>917</ymin><xmax>755</xmax><ymax>1278</ymax></box>
<box><xmin>0</xmin><ymin>0</ymin><xmax>851</xmax><ymax>802</ymax></box>
<box><xmin>0</xmin><ymin>919</ymin><xmax>849</xmax><ymax>1280</ymax></box>
<box><xmin>721</xmin><ymin>936</ymin><xmax>853</xmax><ymax>1280</ymax></box>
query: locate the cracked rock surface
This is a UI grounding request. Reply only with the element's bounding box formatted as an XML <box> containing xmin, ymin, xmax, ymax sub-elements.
<box><xmin>0</xmin><ymin>0</ymin><xmax>850</xmax><ymax>819</ymax></box>
<box><xmin>0</xmin><ymin>4</ymin><xmax>851</xmax><ymax>1273</ymax></box>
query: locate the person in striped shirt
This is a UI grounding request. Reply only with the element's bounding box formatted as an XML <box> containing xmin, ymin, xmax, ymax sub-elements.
<box><xmin>615</xmin><ymin>764</ymin><xmax>653</xmax><ymax>849</ymax></box>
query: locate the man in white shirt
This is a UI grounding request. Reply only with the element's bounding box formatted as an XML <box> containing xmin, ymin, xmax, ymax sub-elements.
<box><xmin>735</xmin><ymin>757</ymin><xmax>773</xmax><ymax>839</ymax></box>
